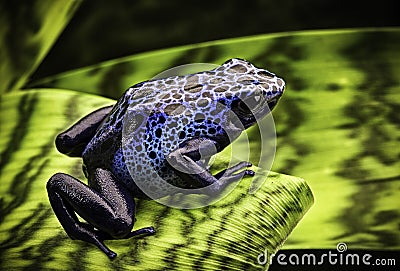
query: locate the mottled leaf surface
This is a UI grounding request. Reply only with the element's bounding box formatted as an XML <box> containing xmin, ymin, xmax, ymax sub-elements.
<box><xmin>0</xmin><ymin>90</ymin><xmax>313</xmax><ymax>270</ymax></box>
<box><xmin>30</xmin><ymin>28</ymin><xmax>400</xmax><ymax>250</ymax></box>
<box><xmin>1</xmin><ymin>27</ymin><xmax>399</xmax><ymax>270</ymax></box>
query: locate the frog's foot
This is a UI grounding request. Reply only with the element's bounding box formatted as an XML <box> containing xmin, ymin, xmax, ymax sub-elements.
<box><xmin>77</xmin><ymin>223</ymin><xmax>118</xmax><ymax>259</ymax></box>
<box><xmin>167</xmin><ymin>138</ymin><xmax>255</xmax><ymax>193</ymax></box>
<box><xmin>215</xmin><ymin>161</ymin><xmax>255</xmax><ymax>182</ymax></box>
<box><xmin>126</xmin><ymin>226</ymin><xmax>156</xmax><ymax>238</ymax></box>
<box><xmin>207</xmin><ymin>161</ymin><xmax>254</xmax><ymax>193</ymax></box>
<box><xmin>47</xmin><ymin>170</ymin><xmax>153</xmax><ymax>259</ymax></box>
<box><xmin>97</xmin><ymin>226</ymin><xmax>156</xmax><ymax>240</ymax></box>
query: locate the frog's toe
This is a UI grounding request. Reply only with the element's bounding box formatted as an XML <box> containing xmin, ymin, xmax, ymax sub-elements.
<box><xmin>126</xmin><ymin>226</ymin><xmax>156</xmax><ymax>238</ymax></box>
<box><xmin>227</xmin><ymin>161</ymin><xmax>253</xmax><ymax>175</ymax></box>
<box><xmin>212</xmin><ymin>162</ymin><xmax>254</xmax><ymax>190</ymax></box>
<box><xmin>243</xmin><ymin>169</ymin><xmax>255</xmax><ymax>176</ymax></box>
<box><xmin>95</xmin><ymin>241</ymin><xmax>117</xmax><ymax>259</ymax></box>
<box><xmin>108</xmin><ymin>251</ymin><xmax>117</xmax><ymax>259</ymax></box>
<box><xmin>215</xmin><ymin>161</ymin><xmax>253</xmax><ymax>179</ymax></box>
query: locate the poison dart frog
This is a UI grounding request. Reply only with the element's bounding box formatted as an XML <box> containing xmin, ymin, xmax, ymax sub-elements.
<box><xmin>47</xmin><ymin>58</ymin><xmax>285</xmax><ymax>258</ymax></box>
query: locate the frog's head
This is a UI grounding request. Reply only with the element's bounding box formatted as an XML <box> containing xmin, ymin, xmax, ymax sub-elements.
<box><xmin>216</xmin><ymin>58</ymin><xmax>285</xmax><ymax>129</ymax></box>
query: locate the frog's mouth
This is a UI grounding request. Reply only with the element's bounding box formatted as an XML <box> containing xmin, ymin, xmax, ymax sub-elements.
<box><xmin>266</xmin><ymin>97</ymin><xmax>279</xmax><ymax>111</ymax></box>
<box><xmin>254</xmin><ymin>96</ymin><xmax>280</xmax><ymax>119</ymax></box>
<box><xmin>230</xmin><ymin>104</ymin><xmax>263</xmax><ymax>129</ymax></box>
<box><xmin>229</xmin><ymin>90</ymin><xmax>283</xmax><ymax>129</ymax></box>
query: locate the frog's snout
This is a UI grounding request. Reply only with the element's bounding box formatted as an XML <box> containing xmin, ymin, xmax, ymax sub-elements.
<box><xmin>267</xmin><ymin>97</ymin><xmax>279</xmax><ymax>110</ymax></box>
<box><xmin>276</xmin><ymin>76</ymin><xmax>285</xmax><ymax>92</ymax></box>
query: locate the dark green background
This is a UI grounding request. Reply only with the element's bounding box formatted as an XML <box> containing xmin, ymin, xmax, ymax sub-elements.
<box><xmin>32</xmin><ymin>0</ymin><xmax>399</xmax><ymax>80</ymax></box>
<box><xmin>1</xmin><ymin>1</ymin><xmax>399</xmax><ymax>270</ymax></box>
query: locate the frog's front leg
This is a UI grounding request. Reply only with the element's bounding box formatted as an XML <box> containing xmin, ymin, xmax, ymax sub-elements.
<box><xmin>56</xmin><ymin>105</ymin><xmax>114</xmax><ymax>157</ymax></box>
<box><xmin>166</xmin><ymin>138</ymin><xmax>255</xmax><ymax>192</ymax></box>
<box><xmin>46</xmin><ymin>168</ymin><xmax>155</xmax><ymax>259</ymax></box>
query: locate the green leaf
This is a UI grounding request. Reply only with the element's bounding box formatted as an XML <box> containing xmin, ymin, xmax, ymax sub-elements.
<box><xmin>0</xmin><ymin>0</ymin><xmax>82</xmax><ymax>93</ymax></box>
<box><xmin>0</xmin><ymin>90</ymin><xmax>313</xmax><ymax>270</ymax></box>
<box><xmin>29</xmin><ymin>28</ymin><xmax>400</xmax><ymax>250</ymax></box>
<box><xmin>2</xmin><ymin>26</ymin><xmax>399</xmax><ymax>269</ymax></box>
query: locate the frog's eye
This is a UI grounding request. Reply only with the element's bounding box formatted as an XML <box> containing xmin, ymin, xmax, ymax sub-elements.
<box><xmin>237</xmin><ymin>100</ymin><xmax>250</xmax><ymax>112</ymax></box>
<box><xmin>232</xmin><ymin>98</ymin><xmax>254</xmax><ymax>115</ymax></box>
<box><xmin>242</xmin><ymin>93</ymin><xmax>263</xmax><ymax>110</ymax></box>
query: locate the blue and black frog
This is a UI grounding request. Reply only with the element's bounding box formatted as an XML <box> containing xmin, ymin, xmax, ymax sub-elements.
<box><xmin>47</xmin><ymin>58</ymin><xmax>285</xmax><ymax>258</ymax></box>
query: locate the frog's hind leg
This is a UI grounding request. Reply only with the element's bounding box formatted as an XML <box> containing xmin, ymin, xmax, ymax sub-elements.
<box><xmin>46</xmin><ymin>168</ymin><xmax>155</xmax><ymax>258</ymax></box>
<box><xmin>56</xmin><ymin>105</ymin><xmax>113</xmax><ymax>157</ymax></box>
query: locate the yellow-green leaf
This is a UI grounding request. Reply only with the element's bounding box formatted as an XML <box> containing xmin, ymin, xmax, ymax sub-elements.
<box><xmin>0</xmin><ymin>90</ymin><xmax>313</xmax><ymax>270</ymax></box>
<box><xmin>29</xmin><ymin>28</ymin><xmax>400</xmax><ymax>251</ymax></box>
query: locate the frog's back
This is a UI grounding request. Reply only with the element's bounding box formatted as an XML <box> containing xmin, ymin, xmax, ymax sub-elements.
<box><xmin>83</xmin><ymin>58</ymin><xmax>284</xmax><ymax>193</ymax></box>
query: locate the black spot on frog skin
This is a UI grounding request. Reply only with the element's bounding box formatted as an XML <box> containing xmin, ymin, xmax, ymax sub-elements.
<box><xmin>155</xmin><ymin>128</ymin><xmax>162</xmax><ymax>138</ymax></box>
<box><xmin>159</xmin><ymin>115</ymin><xmax>166</xmax><ymax>124</ymax></box>
<box><xmin>149</xmin><ymin>151</ymin><xmax>156</xmax><ymax>159</ymax></box>
<box><xmin>178</xmin><ymin>131</ymin><xmax>186</xmax><ymax>139</ymax></box>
